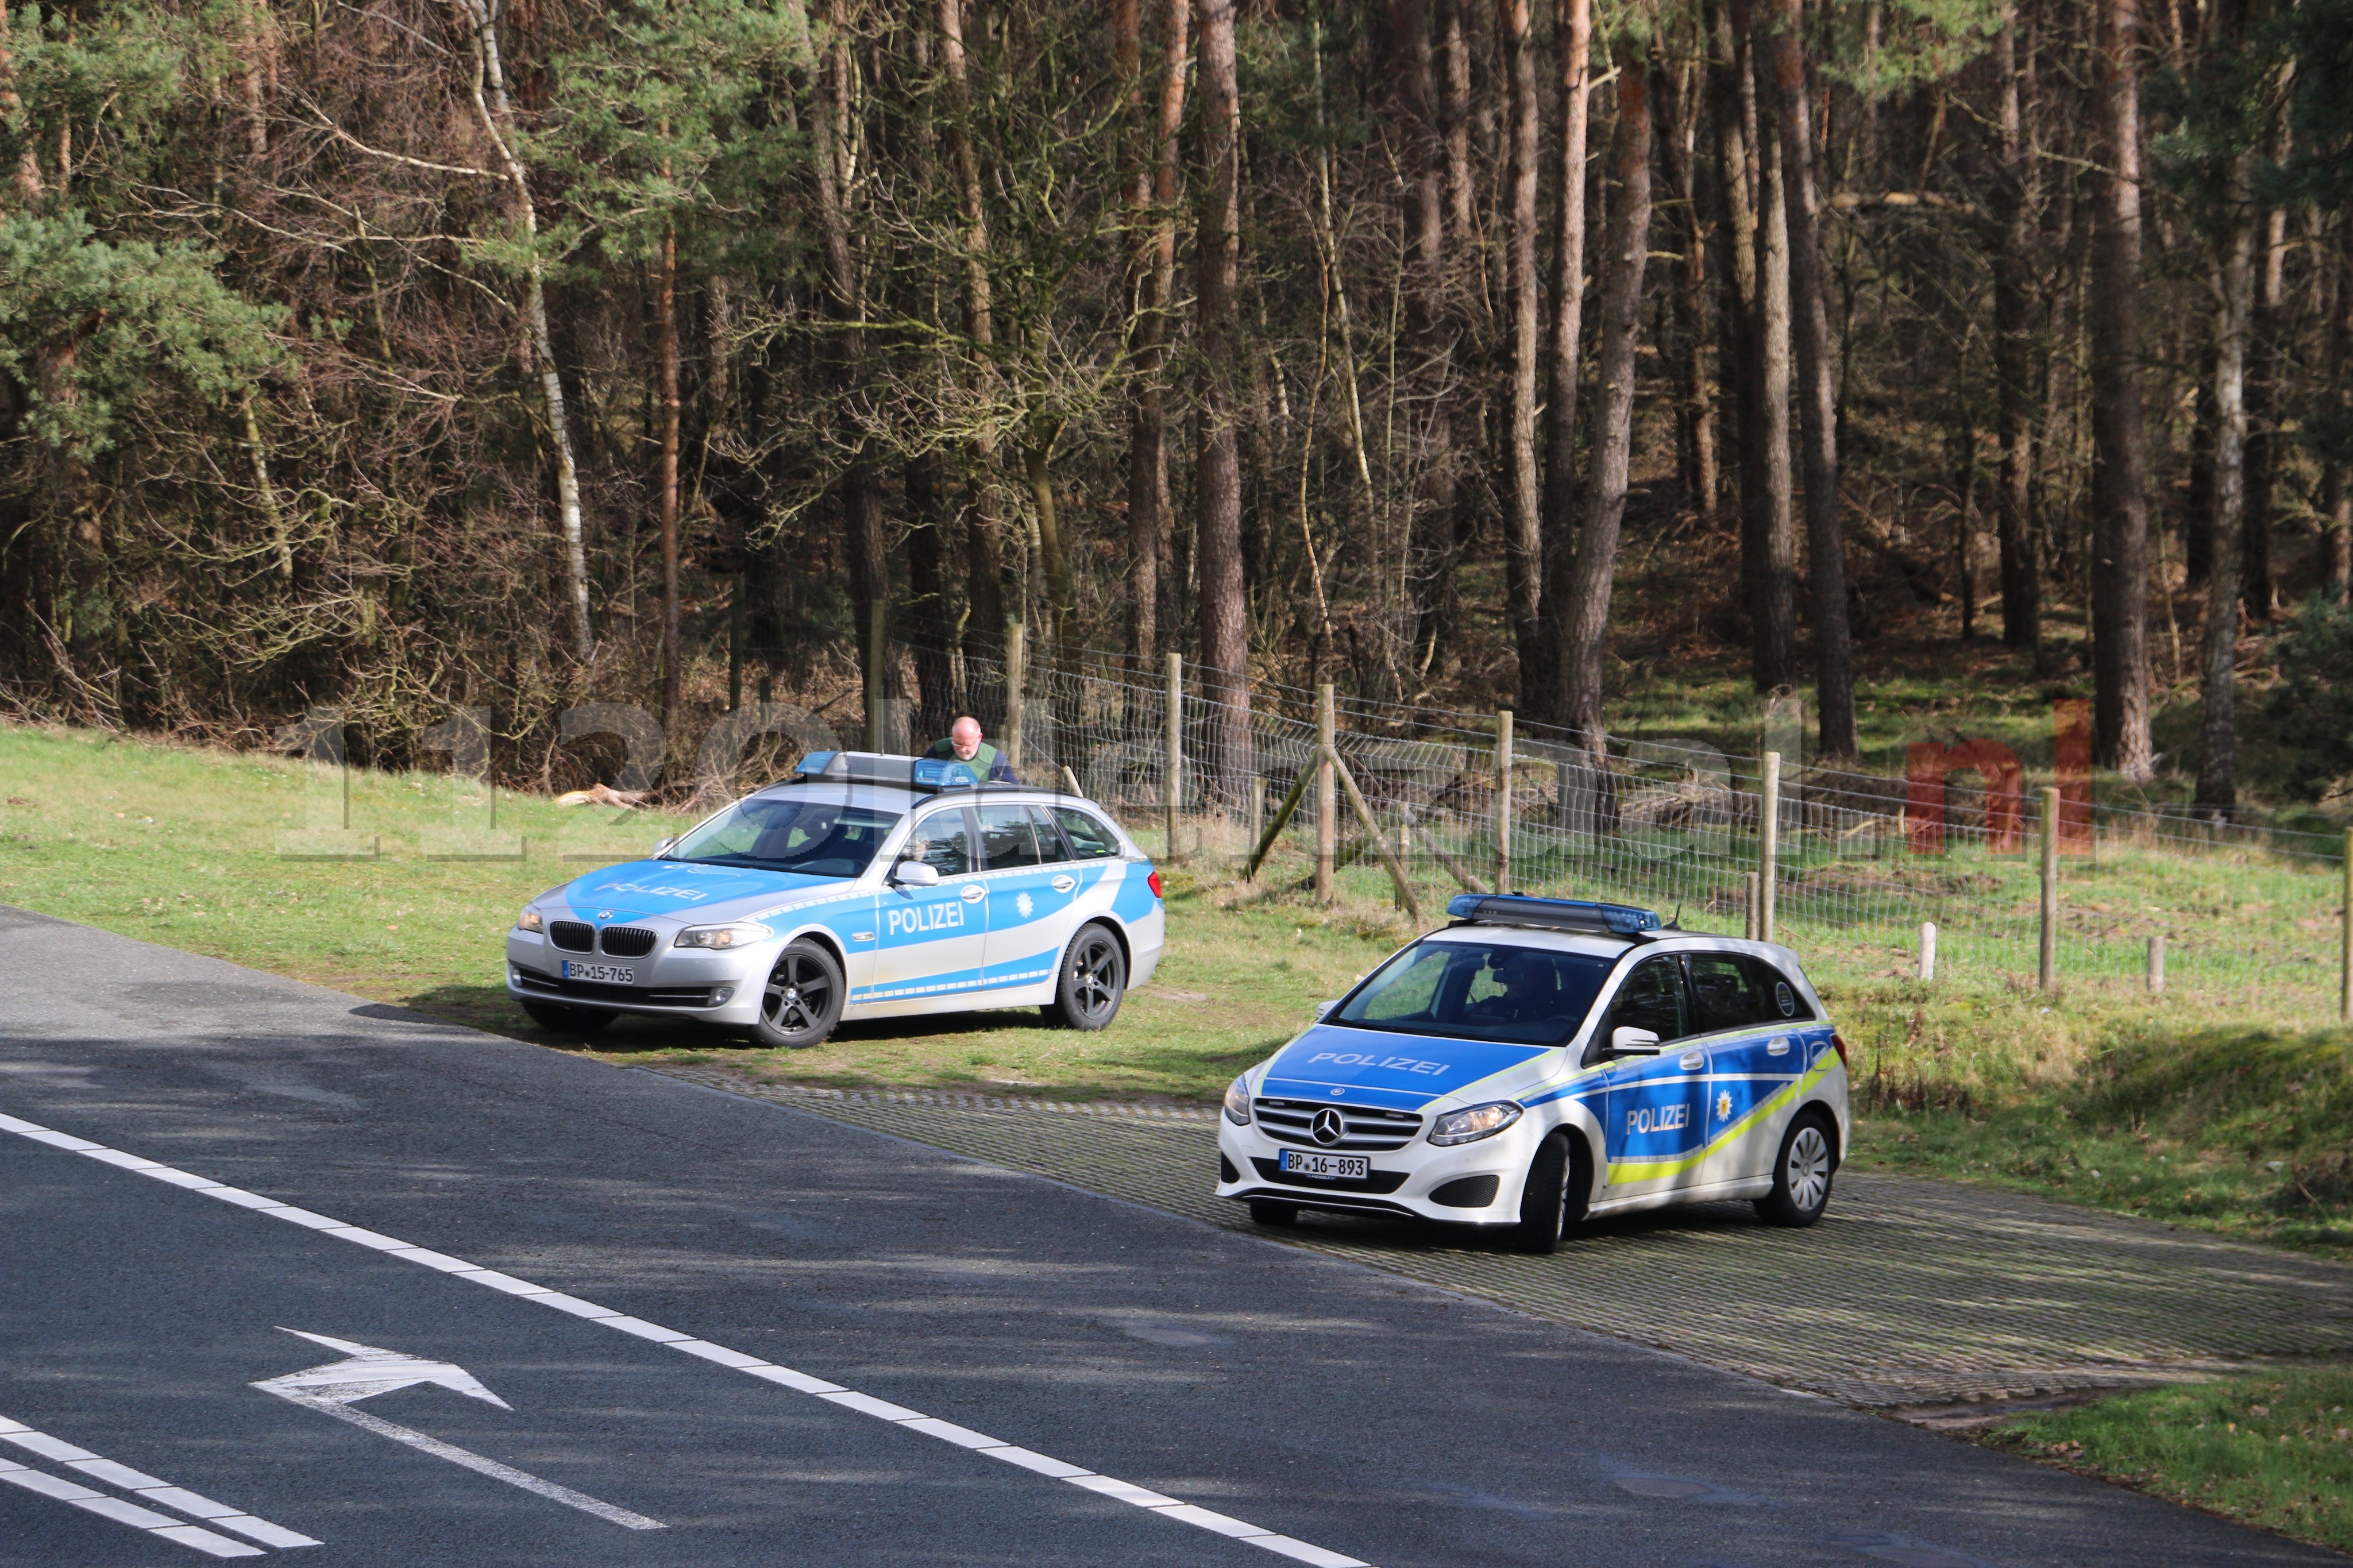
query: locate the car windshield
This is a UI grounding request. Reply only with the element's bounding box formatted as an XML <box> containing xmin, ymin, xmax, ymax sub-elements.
<box><xmin>1331</xmin><ymin>941</ymin><xmax>1615</xmax><ymax>1046</ymax></box>
<box><xmin>667</xmin><ymin>796</ymin><xmax>903</xmax><ymax>878</ymax></box>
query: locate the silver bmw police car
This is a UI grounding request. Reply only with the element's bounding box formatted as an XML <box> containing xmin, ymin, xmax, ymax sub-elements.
<box><xmin>507</xmin><ymin>752</ymin><xmax>1166</xmax><ymax>1048</ymax></box>
<box><xmin>1217</xmin><ymin>894</ymin><xmax>1849</xmax><ymax>1251</ymax></box>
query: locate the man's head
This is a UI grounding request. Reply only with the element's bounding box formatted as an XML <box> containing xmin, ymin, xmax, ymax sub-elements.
<box><xmin>949</xmin><ymin>716</ymin><xmax>983</xmax><ymax>760</ymax></box>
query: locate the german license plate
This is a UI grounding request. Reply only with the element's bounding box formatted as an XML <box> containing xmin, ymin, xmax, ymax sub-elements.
<box><xmin>561</xmin><ymin>961</ymin><xmax>636</xmax><ymax>984</ymax></box>
<box><xmin>1280</xmin><ymin>1149</ymin><xmax>1369</xmax><ymax>1180</ymax></box>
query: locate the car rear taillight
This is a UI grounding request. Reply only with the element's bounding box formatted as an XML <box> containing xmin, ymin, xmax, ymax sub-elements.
<box><xmin>1830</xmin><ymin>1032</ymin><xmax>1850</xmax><ymax>1068</ymax></box>
<box><xmin>1147</xmin><ymin>870</ymin><xmax>1164</xmax><ymax>901</ymax></box>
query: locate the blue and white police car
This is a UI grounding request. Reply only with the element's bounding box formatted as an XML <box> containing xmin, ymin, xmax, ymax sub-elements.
<box><xmin>507</xmin><ymin>752</ymin><xmax>1166</xmax><ymax>1048</ymax></box>
<box><xmin>1217</xmin><ymin>894</ymin><xmax>1849</xmax><ymax>1251</ymax></box>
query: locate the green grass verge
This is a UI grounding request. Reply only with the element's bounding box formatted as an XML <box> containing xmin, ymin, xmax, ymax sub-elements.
<box><xmin>1984</xmin><ymin>1368</ymin><xmax>2353</xmax><ymax>1555</ymax></box>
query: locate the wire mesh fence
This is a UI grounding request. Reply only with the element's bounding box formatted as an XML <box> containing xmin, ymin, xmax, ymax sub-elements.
<box><xmin>822</xmin><ymin>637</ymin><xmax>2348</xmax><ymax>1017</ymax></box>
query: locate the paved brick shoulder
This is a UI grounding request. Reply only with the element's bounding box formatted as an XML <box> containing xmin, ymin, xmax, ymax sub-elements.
<box><xmin>657</xmin><ymin>1067</ymin><xmax>2353</xmax><ymax>1408</ymax></box>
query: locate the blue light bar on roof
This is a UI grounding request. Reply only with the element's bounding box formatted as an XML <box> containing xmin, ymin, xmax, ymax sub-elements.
<box><xmin>910</xmin><ymin>758</ymin><xmax>977</xmax><ymax>790</ymax></box>
<box><xmin>1445</xmin><ymin>893</ymin><xmax>1661</xmax><ymax>936</ymax></box>
<box><xmin>789</xmin><ymin>751</ymin><xmax>974</xmax><ymax>791</ymax></box>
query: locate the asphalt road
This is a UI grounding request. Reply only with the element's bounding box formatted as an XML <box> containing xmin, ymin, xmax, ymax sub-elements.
<box><xmin>0</xmin><ymin>904</ymin><xmax>2335</xmax><ymax>1568</ymax></box>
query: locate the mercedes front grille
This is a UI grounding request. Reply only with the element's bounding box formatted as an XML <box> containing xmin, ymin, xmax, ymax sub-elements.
<box><xmin>1251</xmin><ymin>1098</ymin><xmax>1424</xmax><ymax>1151</ymax></box>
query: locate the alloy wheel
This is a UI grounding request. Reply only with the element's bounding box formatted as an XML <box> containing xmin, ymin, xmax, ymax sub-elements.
<box><xmin>765</xmin><ymin>949</ymin><xmax>833</xmax><ymax>1035</ymax></box>
<box><xmin>1785</xmin><ymin>1123</ymin><xmax>1831</xmax><ymax>1212</ymax></box>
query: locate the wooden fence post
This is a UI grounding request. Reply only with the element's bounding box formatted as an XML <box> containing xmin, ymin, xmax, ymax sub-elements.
<box><xmin>1004</xmin><ymin>622</ymin><xmax>1027</xmax><ymax>770</ymax></box>
<box><xmin>1316</xmin><ymin>683</ymin><xmax>1337</xmax><ymax>904</ymax></box>
<box><xmin>1760</xmin><ymin>751</ymin><xmax>1781</xmax><ymax>943</ymax></box>
<box><xmin>2341</xmin><ymin>827</ymin><xmax>2351</xmax><ymax>1022</ymax></box>
<box><xmin>1744</xmin><ymin>871</ymin><xmax>1761</xmax><ymax>940</ymax></box>
<box><xmin>2148</xmin><ymin>933</ymin><xmax>2165</xmax><ymax>994</ymax></box>
<box><xmin>1165</xmin><ymin>652</ymin><xmax>1183</xmax><ymax>862</ymax></box>
<box><xmin>1495</xmin><ymin>708</ymin><xmax>1514</xmax><ymax>895</ymax></box>
<box><xmin>866</xmin><ymin>597</ymin><xmax>887</xmax><ymax>752</ymax></box>
<box><xmin>2039</xmin><ymin>786</ymin><xmax>2059</xmax><ymax>991</ymax></box>
<box><xmin>1919</xmin><ymin>921</ymin><xmax>1937</xmax><ymax>983</ymax></box>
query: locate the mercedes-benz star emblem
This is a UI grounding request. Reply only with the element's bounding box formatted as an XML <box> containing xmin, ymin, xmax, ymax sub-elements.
<box><xmin>1310</xmin><ymin>1108</ymin><xmax>1347</xmax><ymax>1146</ymax></box>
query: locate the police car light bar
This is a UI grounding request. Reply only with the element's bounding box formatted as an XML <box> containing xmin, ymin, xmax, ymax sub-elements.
<box><xmin>789</xmin><ymin>752</ymin><xmax>977</xmax><ymax>792</ymax></box>
<box><xmin>1444</xmin><ymin>893</ymin><xmax>1661</xmax><ymax>937</ymax></box>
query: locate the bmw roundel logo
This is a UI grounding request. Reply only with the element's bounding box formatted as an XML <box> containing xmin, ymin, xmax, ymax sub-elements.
<box><xmin>1310</xmin><ymin>1108</ymin><xmax>1347</xmax><ymax>1146</ymax></box>
<box><xmin>597</xmin><ymin>910</ymin><xmax>613</xmax><ymax>920</ymax></box>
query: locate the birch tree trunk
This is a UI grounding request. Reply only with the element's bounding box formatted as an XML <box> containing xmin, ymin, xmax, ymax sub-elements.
<box><xmin>1533</xmin><ymin>0</ymin><xmax>1591</xmax><ymax>725</ymax></box>
<box><xmin>1395</xmin><ymin>0</ymin><xmax>1460</xmax><ymax>681</ymax></box>
<box><xmin>2088</xmin><ymin>0</ymin><xmax>2155</xmax><ymax>780</ymax></box>
<box><xmin>449</xmin><ymin>0</ymin><xmax>592</xmax><ymax>663</ymax></box>
<box><xmin>1499</xmin><ymin>0</ymin><xmax>1543</xmax><ymax>697</ymax></box>
<box><xmin>938</xmin><ymin>0</ymin><xmax>1008</xmax><ymax>670</ymax></box>
<box><xmin>2196</xmin><ymin>156</ymin><xmax>2255</xmax><ymax>814</ymax></box>
<box><xmin>1758</xmin><ymin>0</ymin><xmax>1858</xmax><ymax>758</ymax></box>
<box><xmin>1992</xmin><ymin>7</ymin><xmax>2042</xmax><ymax>657</ymax></box>
<box><xmin>1120</xmin><ymin>0</ymin><xmax>1186</xmax><ymax>682</ymax></box>
<box><xmin>656</xmin><ymin>222</ymin><xmax>682</xmax><ymax>721</ymax></box>
<box><xmin>1561</xmin><ymin>64</ymin><xmax>1654</xmax><ymax>751</ymax></box>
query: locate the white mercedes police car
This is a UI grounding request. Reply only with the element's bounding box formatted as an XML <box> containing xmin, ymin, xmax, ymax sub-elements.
<box><xmin>1217</xmin><ymin>894</ymin><xmax>1849</xmax><ymax>1251</ymax></box>
<box><xmin>507</xmin><ymin>752</ymin><xmax>1166</xmax><ymax>1048</ymax></box>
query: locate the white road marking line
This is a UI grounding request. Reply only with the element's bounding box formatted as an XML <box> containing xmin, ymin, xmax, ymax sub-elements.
<box><xmin>0</xmin><ymin>1454</ymin><xmax>271</xmax><ymax>1557</ymax></box>
<box><xmin>0</xmin><ymin>1413</ymin><xmax>319</xmax><ymax>1551</ymax></box>
<box><xmin>251</xmin><ymin>1332</ymin><xmax>661</xmax><ymax>1532</ymax></box>
<box><xmin>1</xmin><ymin>1108</ymin><xmax>1378</xmax><ymax>1568</ymax></box>
<box><xmin>275</xmin><ymin>1396</ymin><xmax>666</xmax><ymax>1531</ymax></box>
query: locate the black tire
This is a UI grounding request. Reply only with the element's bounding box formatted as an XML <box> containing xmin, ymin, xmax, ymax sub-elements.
<box><xmin>753</xmin><ymin>940</ymin><xmax>846</xmax><ymax>1050</ymax></box>
<box><xmin>1509</xmin><ymin>1130</ymin><xmax>1592</xmax><ymax>1254</ymax></box>
<box><xmin>1754</xmin><ymin>1109</ymin><xmax>1838</xmax><ymax>1227</ymax></box>
<box><xmin>1043</xmin><ymin>923</ymin><xmax>1126</xmax><ymax>1030</ymax></box>
<box><xmin>1248</xmin><ymin>1200</ymin><xmax>1299</xmax><ymax>1227</ymax></box>
<box><xmin>520</xmin><ymin>999</ymin><xmax>617</xmax><ymax>1036</ymax></box>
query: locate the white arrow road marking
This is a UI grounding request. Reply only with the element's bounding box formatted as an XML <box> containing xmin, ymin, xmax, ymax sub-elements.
<box><xmin>0</xmin><ymin>1412</ymin><xmax>320</xmax><ymax>1557</ymax></box>
<box><xmin>253</xmin><ymin>1330</ymin><xmax>664</xmax><ymax>1532</ymax></box>
<box><xmin>2</xmin><ymin>1108</ymin><xmax>1376</xmax><ymax>1568</ymax></box>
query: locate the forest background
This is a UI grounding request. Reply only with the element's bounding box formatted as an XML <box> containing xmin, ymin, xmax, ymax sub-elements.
<box><xmin>2</xmin><ymin>0</ymin><xmax>2352</xmax><ymax>816</ymax></box>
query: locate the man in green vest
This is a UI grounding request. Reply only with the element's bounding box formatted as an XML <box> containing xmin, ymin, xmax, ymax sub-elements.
<box><xmin>925</xmin><ymin>716</ymin><xmax>1017</xmax><ymax>784</ymax></box>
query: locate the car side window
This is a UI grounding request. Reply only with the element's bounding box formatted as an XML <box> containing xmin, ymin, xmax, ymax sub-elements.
<box><xmin>976</xmin><ymin>804</ymin><xmax>1043</xmax><ymax>870</ymax></box>
<box><xmin>1606</xmin><ymin>957</ymin><xmax>1688</xmax><ymax>1043</ymax></box>
<box><xmin>904</xmin><ymin>810</ymin><xmax>974</xmax><ymax>877</ymax></box>
<box><xmin>1051</xmin><ymin>806</ymin><xmax>1121</xmax><ymax>860</ymax></box>
<box><xmin>1742</xmin><ymin>957</ymin><xmax>1815</xmax><ymax>1021</ymax></box>
<box><xmin>1024</xmin><ymin>806</ymin><xmax>1073</xmax><ymax>864</ymax></box>
<box><xmin>1684</xmin><ymin>953</ymin><xmax>1768</xmax><ymax>1034</ymax></box>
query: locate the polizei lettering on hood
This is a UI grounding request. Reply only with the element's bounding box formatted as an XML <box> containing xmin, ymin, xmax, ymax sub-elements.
<box><xmin>886</xmin><ymin>902</ymin><xmax>964</xmax><ymax>936</ymax></box>
<box><xmin>1307</xmin><ymin>1051</ymin><xmax>1451</xmax><ymax>1076</ymax></box>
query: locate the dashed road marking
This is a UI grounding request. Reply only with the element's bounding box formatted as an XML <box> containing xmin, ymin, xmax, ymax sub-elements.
<box><xmin>0</xmin><ymin>1413</ymin><xmax>319</xmax><ymax>1557</ymax></box>
<box><xmin>0</xmin><ymin>1108</ymin><xmax>1377</xmax><ymax>1568</ymax></box>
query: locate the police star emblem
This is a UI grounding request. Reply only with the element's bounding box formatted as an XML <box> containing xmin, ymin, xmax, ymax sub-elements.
<box><xmin>1715</xmin><ymin>1090</ymin><xmax>1733</xmax><ymax>1122</ymax></box>
<box><xmin>1016</xmin><ymin>893</ymin><xmax>1034</xmax><ymax>919</ymax></box>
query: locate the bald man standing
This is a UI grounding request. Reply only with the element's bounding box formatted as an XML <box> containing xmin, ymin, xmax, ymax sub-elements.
<box><xmin>924</xmin><ymin>716</ymin><xmax>1017</xmax><ymax>784</ymax></box>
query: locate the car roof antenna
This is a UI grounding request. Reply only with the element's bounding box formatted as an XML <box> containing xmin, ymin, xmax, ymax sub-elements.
<box><xmin>1665</xmin><ymin>902</ymin><xmax>1684</xmax><ymax>930</ymax></box>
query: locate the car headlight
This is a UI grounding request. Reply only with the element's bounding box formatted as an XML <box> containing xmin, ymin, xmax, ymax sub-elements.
<box><xmin>674</xmin><ymin>922</ymin><xmax>773</xmax><ymax>951</ymax></box>
<box><xmin>516</xmin><ymin>908</ymin><xmax>543</xmax><ymax>932</ymax></box>
<box><xmin>1223</xmin><ymin>1075</ymin><xmax>1252</xmax><ymax>1126</ymax></box>
<box><xmin>1428</xmin><ymin>1100</ymin><xmax>1523</xmax><ymax>1146</ymax></box>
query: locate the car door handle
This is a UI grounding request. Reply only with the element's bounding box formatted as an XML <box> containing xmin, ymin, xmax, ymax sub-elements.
<box><xmin>961</xmin><ymin>885</ymin><xmax>986</xmax><ymax>902</ymax></box>
<box><xmin>1766</xmin><ymin>1037</ymin><xmax>1790</xmax><ymax>1056</ymax></box>
<box><xmin>1050</xmin><ymin>874</ymin><xmax>1077</xmax><ymax>894</ymax></box>
<box><xmin>1679</xmin><ymin>1051</ymin><xmax>1706</xmax><ymax>1072</ymax></box>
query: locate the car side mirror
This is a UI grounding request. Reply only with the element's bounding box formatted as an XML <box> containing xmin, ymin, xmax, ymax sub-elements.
<box><xmin>892</xmin><ymin>860</ymin><xmax>942</xmax><ymax>888</ymax></box>
<box><xmin>652</xmin><ymin>837</ymin><xmax>675</xmax><ymax>857</ymax></box>
<box><xmin>1609</xmin><ymin>1026</ymin><xmax>1663</xmax><ymax>1057</ymax></box>
<box><xmin>1314</xmin><ymin>999</ymin><xmax>1339</xmax><ymax>1019</ymax></box>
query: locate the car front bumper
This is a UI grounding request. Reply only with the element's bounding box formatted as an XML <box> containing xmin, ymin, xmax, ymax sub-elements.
<box><xmin>504</xmin><ymin>929</ymin><xmax>770</xmax><ymax>1026</ymax></box>
<box><xmin>1213</xmin><ymin>1115</ymin><xmax>1541</xmax><ymax>1226</ymax></box>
